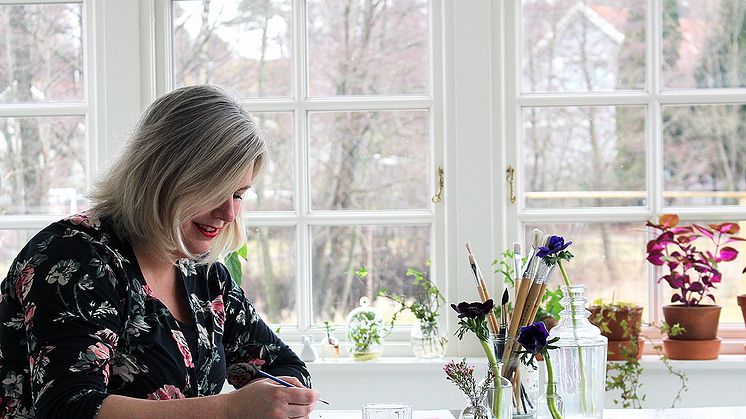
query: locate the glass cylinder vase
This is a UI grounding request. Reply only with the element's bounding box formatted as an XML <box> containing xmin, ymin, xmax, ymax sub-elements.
<box><xmin>459</xmin><ymin>377</ymin><xmax>513</xmax><ymax>419</ymax></box>
<box><xmin>410</xmin><ymin>318</ymin><xmax>448</xmax><ymax>359</ymax></box>
<box><xmin>489</xmin><ymin>334</ymin><xmax>540</xmax><ymax>418</ymax></box>
<box><xmin>547</xmin><ymin>285</ymin><xmax>607</xmax><ymax>418</ymax></box>
<box><xmin>536</xmin><ymin>383</ymin><xmax>564</xmax><ymax>419</ymax></box>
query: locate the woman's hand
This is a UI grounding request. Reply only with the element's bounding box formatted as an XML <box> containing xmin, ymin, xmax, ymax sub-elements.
<box><xmin>227</xmin><ymin>376</ymin><xmax>319</xmax><ymax>419</ymax></box>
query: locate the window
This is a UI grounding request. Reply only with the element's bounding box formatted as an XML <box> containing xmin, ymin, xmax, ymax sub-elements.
<box><xmin>509</xmin><ymin>0</ymin><xmax>746</xmax><ymax>349</ymax></box>
<box><xmin>162</xmin><ymin>0</ymin><xmax>442</xmax><ymax>335</ymax></box>
<box><xmin>0</xmin><ymin>1</ymin><xmax>90</xmax><ymax>278</ymax></box>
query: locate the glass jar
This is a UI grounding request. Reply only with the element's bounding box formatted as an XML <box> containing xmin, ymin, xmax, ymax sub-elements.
<box><xmin>459</xmin><ymin>377</ymin><xmax>513</xmax><ymax>419</ymax></box>
<box><xmin>410</xmin><ymin>318</ymin><xmax>448</xmax><ymax>359</ymax></box>
<box><xmin>547</xmin><ymin>285</ymin><xmax>607</xmax><ymax>418</ymax></box>
<box><xmin>536</xmin><ymin>383</ymin><xmax>564</xmax><ymax>419</ymax></box>
<box><xmin>489</xmin><ymin>334</ymin><xmax>539</xmax><ymax>418</ymax></box>
<box><xmin>345</xmin><ymin>297</ymin><xmax>385</xmax><ymax>361</ymax></box>
<box><xmin>320</xmin><ymin>329</ymin><xmax>341</xmax><ymax>361</ymax></box>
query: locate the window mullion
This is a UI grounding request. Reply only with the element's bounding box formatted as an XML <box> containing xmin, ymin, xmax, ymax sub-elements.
<box><xmin>649</xmin><ymin>0</ymin><xmax>663</xmax><ymax>325</ymax></box>
<box><xmin>294</xmin><ymin>0</ymin><xmax>311</xmax><ymax>331</ymax></box>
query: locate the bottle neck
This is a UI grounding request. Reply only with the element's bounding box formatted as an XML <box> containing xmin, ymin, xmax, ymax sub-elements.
<box><xmin>558</xmin><ymin>284</ymin><xmax>591</xmax><ymax>323</ymax></box>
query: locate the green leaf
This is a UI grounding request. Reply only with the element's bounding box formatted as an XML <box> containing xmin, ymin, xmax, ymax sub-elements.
<box><xmin>225</xmin><ymin>252</ymin><xmax>243</xmax><ymax>286</ymax></box>
<box><xmin>236</xmin><ymin>243</ymin><xmax>248</xmax><ymax>259</ymax></box>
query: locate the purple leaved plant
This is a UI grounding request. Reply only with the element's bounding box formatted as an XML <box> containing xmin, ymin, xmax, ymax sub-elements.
<box><xmin>646</xmin><ymin>214</ymin><xmax>746</xmax><ymax>306</ymax></box>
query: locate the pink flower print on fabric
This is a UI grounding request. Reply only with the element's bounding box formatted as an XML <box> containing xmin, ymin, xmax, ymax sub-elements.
<box><xmin>88</xmin><ymin>342</ymin><xmax>112</xmax><ymax>384</ymax></box>
<box><xmin>171</xmin><ymin>329</ymin><xmax>194</xmax><ymax>368</ymax></box>
<box><xmin>142</xmin><ymin>283</ymin><xmax>157</xmax><ymax>300</ymax></box>
<box><xmin>210</xmin><ymin>295</ymin><xmax>225</xmax><ymax>329</ymax></box>
<box><xmin>22</xmin><ymin>304</ymin><xmax>36</xmax><ymax>325</ymax></box>
<box><xmin>65</xmin><ymin>211</ymin><xmax>101</xmax><ymax>229</ymax></box>
<box><xmin>15</xmin><ymin>265</ymin><xmax>34</xmax><ymax>305</ymax></box>
<box><xmin>147</xmin><ymin>384</ymin><xmax>185</xmax><ymax>400</ymax></box>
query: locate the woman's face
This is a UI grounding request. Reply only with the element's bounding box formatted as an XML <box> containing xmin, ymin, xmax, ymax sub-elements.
<box><xmin>180</xmin><ymin>167</ymin><xmax>254</xmax><ymax>255</ymax></box>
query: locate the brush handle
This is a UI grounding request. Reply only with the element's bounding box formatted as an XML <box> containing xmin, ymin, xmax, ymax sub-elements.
<box><xmin>501</xmin><ymin>276</ymin><xmax>531</xmax><ymax>376</ymax></box>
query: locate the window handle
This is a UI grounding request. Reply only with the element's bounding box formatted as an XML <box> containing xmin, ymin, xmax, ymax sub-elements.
<box><xmin>506</xmin><ymin>165</ymin><xmax>516</xmax><ymax>204</ymax></box>
<box><xmin>431</xmin><ymin>166</ymin><xmax>444</xmax><ymax>203</ymax></box>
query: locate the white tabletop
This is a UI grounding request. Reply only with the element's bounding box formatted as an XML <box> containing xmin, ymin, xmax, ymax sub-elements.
<box><xmin>313</xmin><ymin>406</ymin><xmax>746</xmax><ymax>419</ymax></box>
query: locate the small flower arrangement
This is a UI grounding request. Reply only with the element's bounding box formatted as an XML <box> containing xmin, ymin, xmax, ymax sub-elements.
<box><xmin>646</xmin><ymin>214</ymin><xmax>745</xmax><ymax>306</ymax></box>
<box><xmin>451</xmin><ymin>299</ymin><xmax>506</xmax><ymax>418</ymax></box>
<box><xmin>517</xmin><ymin>322</ymin><xmax>561</xmax><ymax>419</ymax></box>
<box><xmin>443</xmin><ymin>359</ymin><xmax>495</xmax><ymax>419</ymax></box>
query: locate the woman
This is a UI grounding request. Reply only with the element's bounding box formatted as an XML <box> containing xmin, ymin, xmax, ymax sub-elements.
<box><xmin>0</xmin><ymin>85</ymin><xmax>319</xmax><ymax>418</ymax></box>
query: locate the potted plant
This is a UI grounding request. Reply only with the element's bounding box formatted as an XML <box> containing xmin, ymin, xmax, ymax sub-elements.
<box><xmin>646</xmin><ymin>214</ymin><xmax>746</xmax><ymax>359</ymax></box>
<box><xmin>377</xmin><ymin>266</ymin><xmax>448</xmax><ymax>359</ymax></box>
<box><xmin>589</xmin><ymin>299</ymin><xmax>644</xmax><ymax>361</ymax></box>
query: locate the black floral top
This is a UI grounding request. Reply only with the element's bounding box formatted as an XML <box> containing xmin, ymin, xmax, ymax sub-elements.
<box><xmin>0</xmin><ymin>212</ymin><xmax>310</xmax><ymax>418</ymax></box>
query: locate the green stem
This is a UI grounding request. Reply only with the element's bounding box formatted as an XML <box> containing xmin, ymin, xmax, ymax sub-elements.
<box><xmin>544</xmin><ymin>352</ymin><xmax>563</xmax><ymax>419</ymax></box>
<box><xmin>480</xmin><ymin>339</ymin><xmax>503</xmax><ymax>418</ymax></box>
<box><xmin>558</xmin><ymin>261</ymin><xmax>590</xmax><ymax>414</ymax></box>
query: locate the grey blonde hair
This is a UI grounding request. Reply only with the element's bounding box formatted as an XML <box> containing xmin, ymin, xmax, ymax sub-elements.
<box><xmin>90</xmin><ymin>85</ymin><xmax>267</xmax><ymax>265</ymax></box>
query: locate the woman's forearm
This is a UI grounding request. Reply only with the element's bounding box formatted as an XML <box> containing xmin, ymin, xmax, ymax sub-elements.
<box><xmin>96</xmin><ymin>393</ymin><xmax>229</xmax><ymax>419</ymax></box>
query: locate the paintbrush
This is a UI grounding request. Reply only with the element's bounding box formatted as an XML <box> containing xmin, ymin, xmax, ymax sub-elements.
<box><xmin>465</xmin><ymin>242</ymin><xmax>499</xmax><ymax>335</ymax></box>
<box><xmin>501</xmin><ymin>228</ymin><xmax>544</xmax><ymax>377</ymax></box>
<box><xmin>496</xmin><ymin>288</ymin><xmax>509</xmax><ymax>361</ymax></box>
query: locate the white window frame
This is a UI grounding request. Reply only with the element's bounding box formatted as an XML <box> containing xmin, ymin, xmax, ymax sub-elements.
<box><xmin>500</xmin><ymin>0</ymin><xmax>746</xmax><ymax>354</ymax></box>
<box><xmin>144</xmin><ymin>0</ymin><xmax>447</xmax><ymax>352</ymax></box>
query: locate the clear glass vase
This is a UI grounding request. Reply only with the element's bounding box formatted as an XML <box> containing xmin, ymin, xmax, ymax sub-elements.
<box><xmin>547</xmin><ymin>285</ymin><xmax>607</xmax><ymax>418</ymax></box>
<box><xmin>410</xmin><ymin>318</ymin><xmax>448</xmax><ymax>359</ymax></box>
<box><xmin>489</xmin><ymin>334</ymin><xmax>539</xmax><ymax>418</ymax></box>
<box><xmin>459</xmin><ymin>377</ymin><xmax>513</xmax><ymax>419</ymax></box>
<box><xmin>536</xmin><ymin>383</ymin><xmax>564</xmax><ymax>419</ymax></box>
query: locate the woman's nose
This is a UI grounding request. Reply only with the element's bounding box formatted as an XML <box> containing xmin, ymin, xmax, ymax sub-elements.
<box><xmin>212</xmin><ymin>199</ymin><xmax>237</xmax><ymax>222</ymax></box>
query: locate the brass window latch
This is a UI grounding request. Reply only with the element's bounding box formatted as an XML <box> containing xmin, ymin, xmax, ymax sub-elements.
<box><xmin>506</xmin><ymin>165</ymin><xmax>516</xmax><ymax>204</ymax></box>
<box><xmin>432</xmin><ymin>166</ymin><xmax>444</xmax><ymax>203</ymax></box>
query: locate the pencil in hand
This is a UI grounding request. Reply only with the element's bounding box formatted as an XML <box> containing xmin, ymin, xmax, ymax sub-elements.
<box><xmin>254</xmin><ymin>368</ymin><xmax>330</xmax><ymax>405</ymax></box>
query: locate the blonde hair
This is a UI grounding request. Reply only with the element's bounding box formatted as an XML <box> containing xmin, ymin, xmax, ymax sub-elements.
<box><xmin>90</xmin><ymin>85</ymin><xmax>267</xmax><ymax>265</ymax></box>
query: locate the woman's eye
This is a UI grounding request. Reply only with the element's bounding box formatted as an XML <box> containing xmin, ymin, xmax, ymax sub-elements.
<box><xmin>233</xmin><ymin>194</ymin><xmax>244</xmax><ymax>201</ymax></box>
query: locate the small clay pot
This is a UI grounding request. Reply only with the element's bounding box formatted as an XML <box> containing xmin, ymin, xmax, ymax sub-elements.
<box><xmin>588</xmin><ymin>305</ymin><xmax>643</xmax><ymax>341</ymax></box>
<box><xmin>607</xmin><ymin>337</ymin><xmax>645</xmax><ymax>361</ymax></box>
<box><xmin>662</xmin><ymin>304</ymin><xmax>721</xmax><ymax>341</ymax></box>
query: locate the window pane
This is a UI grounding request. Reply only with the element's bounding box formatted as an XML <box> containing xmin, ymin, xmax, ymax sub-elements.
<box><xmin>0</xmin><ymin>4</ymin><xmax>84</xmax><ymax>102</ymax></box>
<box><xmin>311</xmin><ymin>225</ymin><xmax>430</xmax><ymax>324</ymax></box>
<box><xmin>521</xmin><ymin>0</ymin><xmax>645</xmax><ymax>92</ymax></box>
<box><xmin>309</xmin><ymin>111</ymin><xmax>430</xmax><ymax>210</ymax></box>
<box><xmin>245</xmin><ymin>112</ymin><xmax>293</xmax><ymax>211</ymax></box>
<box><xmin>663</xmin><ymin>104</ymin><xmax>746</xmax><ymax>206</ymax></box>
<box><xmin>0</xmin><ymin>116</ymin><xmax>87</xmax><ymax>215</ymax></box>
<box><xmin>306</xmin><ymin>0</ymin><xmax>428</xmax><ymax>96</ymax></box>
<box><xmin>240</xmin><ymin>226</ymin><xmax>296</xmax><ymax>325</ymax></box>
<box><xmin>663</xmin><ymin>1</ymin><xmax>746</xmax><ymax>88</ymax></box>
<box><xmin>172</xmin><ymin>0</ymin><xmax>293</xmax><ymax>98</ymax></box>
<box><xmin>654</xmin><ymin>219</ymin><xmax>746</xmax><ymax>324</ymax></box>
<box><xmin>524</xmin><ymin>222</ymin><xmax>649</xmax><ymax>318</ymax></box>
<box><xmin>0</xmin><ymin>230</ymin><xmax>39</xmax><ymax>279</ymax></box>
<box><xmin>523</xmin><ymin>106</ymin><xmax>646</xmax><ymax>208</ymax></box>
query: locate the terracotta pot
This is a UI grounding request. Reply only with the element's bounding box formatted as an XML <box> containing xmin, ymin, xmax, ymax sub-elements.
<box><xmin>663</xmin><ymin>337</ymin><xmax>721</xmax><ymax>360</ymax></box>
<box><xmin>662</xmin><ymin>304</ymin><xmax>720</xmax><ymax>340</ymax></box>
<box><xmin>588</xmin><ymin>305</ymin><xmax>643</xmax><ymax>340</ymax></box>
<box><xmin>607</xmin><ymin>337</ymin><xmax>645</xmax><ymax>361</ymax></box>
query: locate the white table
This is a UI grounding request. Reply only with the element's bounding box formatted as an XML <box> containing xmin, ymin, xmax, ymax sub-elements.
<box><xmin>313</xmin><ymin>407</ymin><xmax>746</xmax><ymax>419</ymax></box>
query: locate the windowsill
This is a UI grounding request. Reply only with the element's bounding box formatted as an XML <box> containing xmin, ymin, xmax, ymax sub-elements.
<box><xmin>305</xmin><ymin>354</ymin><xmax>746</xmax><ymax>371</ymax></box>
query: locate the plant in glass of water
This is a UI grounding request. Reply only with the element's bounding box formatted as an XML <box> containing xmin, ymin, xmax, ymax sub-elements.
<box><xmin>444</xmin><ymin>359</ymin><xmax>495</xmax><ymax>419</ymax></box>
<box><xmin>376</xmin><ymin>265</ymin><xmax>448</xmax><ymax>358</ymax></box>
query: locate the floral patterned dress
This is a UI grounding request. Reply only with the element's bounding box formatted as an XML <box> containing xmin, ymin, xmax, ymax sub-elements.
<box><xmin>0</xmin><ymin>212</ymin><xmax>310</xmax><ymax>418</ymax></box>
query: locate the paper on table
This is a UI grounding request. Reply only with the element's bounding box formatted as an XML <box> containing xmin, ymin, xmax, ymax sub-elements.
<box><xmin>312</xmin><ymin>410</ymin><xmax>455</xmax><ymax>419</ymax></box>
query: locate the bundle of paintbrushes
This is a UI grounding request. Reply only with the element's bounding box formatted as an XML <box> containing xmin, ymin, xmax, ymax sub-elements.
<box><xmin>497</xmin><ymin>229</ymin><xmax>562</xmax><ymax>415</ymax></box>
